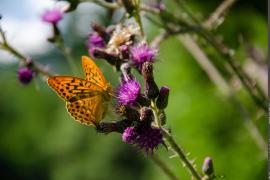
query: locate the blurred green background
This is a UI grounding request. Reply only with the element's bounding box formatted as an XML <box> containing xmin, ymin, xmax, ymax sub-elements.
<box><xmin>0</xmin><ymin>0</ymin><xmax>267</xmax><ymax>179</ymax></box>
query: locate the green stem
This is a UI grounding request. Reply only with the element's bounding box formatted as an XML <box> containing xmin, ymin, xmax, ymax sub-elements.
<box><xmin>151</xmin><ymin>155</ymin><xmax>179</xmax><ymax>180</ymax></box>
<box><xmin>0</xmin><ymin>29</ymin><xmax>52</xmax><ymax>77</ymax></box>
<box><xmin>161</xmin><ymin>128</ymin><xmax>202</xmax><ymax>180</ymax></box>
<box><xmin>56</xmin><ymin>38</ymin><xmax>78</xmax><ymax>74</ymax></box>
<box><xmin>170</xmin><ymin>0</ymin><xmax>267</xmax><ymax>112</ymax></box>
<box><xmin>53</xmin><ymin>25</ymin><xmax>78</xmax><ymax>74</ymax></box>
<box><xmin>151</xmin><ymin>101</ymin><xmax>201</xmax><ymax>179</ymax></box>
<box><xmin>196</xmin><ymin>27</ymin><xmax>267</xmax><ymax>112</ymax></box>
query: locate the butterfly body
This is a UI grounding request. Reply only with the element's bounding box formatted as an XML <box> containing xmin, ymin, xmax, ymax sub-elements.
<box><xmin>48</xmin><ymin>56</ymin><xmax>112</xmax><ymax>126</ymax></box>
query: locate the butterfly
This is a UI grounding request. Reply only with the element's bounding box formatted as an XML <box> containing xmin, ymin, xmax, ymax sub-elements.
<box><xmin>47</xmin><ymin>56</ymin><xmax>112</xmax><ymax>126</ymax></box>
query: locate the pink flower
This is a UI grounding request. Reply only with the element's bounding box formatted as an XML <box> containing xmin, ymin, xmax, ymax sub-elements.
<box><xmin>131</xmin><ymin>43</ymin><xmax>158</xmax><ymax>70</ymax></box>
<box><xmin>117</xmin><ymin>79</ymin><xmax>141</xmax><ymax>105</ymax></box>
<box><xmin>18</xmin><ymin>67</ymin><xmax>33</xmax><ymax>84</ymax></box>
<box><xmin>42</xmin><ymin>9</ymin><xmax>64</xmax><ymax>24</ymax></box>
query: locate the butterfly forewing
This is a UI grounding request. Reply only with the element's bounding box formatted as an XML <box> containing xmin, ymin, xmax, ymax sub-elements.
<box><xmin>82</xmin><ymin>56</ymin><xmax>107</xmax><ymax>87</ymax></box>
<box><xmin>47</xmin><ymin>56</ymin><xmax>112</xmax><ymax>126</ymax></box>
<box><xmin>48</xmin><ymin>76</ymin><xmax>103</xmax><ymax>101</ymax></box>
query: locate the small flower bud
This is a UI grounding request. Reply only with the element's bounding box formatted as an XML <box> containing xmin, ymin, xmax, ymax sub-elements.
<box><xmin>156</xmin><ymin>86</ymin><xmax>170</xmax><ymax>109</ymax></box>
<box><xmin>142</xmin><ymin>62</ymin><xmax>159</xmax><ymax>99</ymax></box>
<box><xmin>202</xmin><ymin>157</ymin><xmax>214</xmax><ymax>176</ymax></box>
<box><xmin>91</xmin><ymin>23</ymin><xmax>110</xmax><ymax>42</ymax></box>
<box><xmin>91</xmin><ymin>48</ymin><xmax>118</xmax><ymax>66</ymax></box>
<box><xmin>18</xmin><ymin>67</ymin><xmax>34</xmax><ymax>84</ymax></box>
<box><xmin>140</xmin><ymin>107</ymin><xmax>154</xmax><ymax>125</ymax></box>
<box><xmin>42</xmin><ymin>8</ymin><xmax>64</xmax><ymax>24</ymax></box>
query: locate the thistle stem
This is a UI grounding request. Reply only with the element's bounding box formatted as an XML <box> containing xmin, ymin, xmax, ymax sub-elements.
<box><xmin>53</xmin><ymin>24</ymin><xmax>78</xmax><ymax>74</ymax></box>
<box><xmin>151</xmin><ymin>101</ymin><xmax>201</xmax><ymax>179</ymax></box>
<box><xmin>161</xmin><ymin>128</ymin><xmax>202</xmax><ymax>180</ymax></box>
<box><xmin>0</xmin><ymin>26</ymin><xmax>52</xmax><ymax>77</ymax></box>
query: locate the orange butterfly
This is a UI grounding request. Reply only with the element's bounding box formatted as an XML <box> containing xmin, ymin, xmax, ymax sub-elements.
<box><xmin>48</xmin><ymin>56</ymin><xmax>112</xmax><ymax>126</ymax></box>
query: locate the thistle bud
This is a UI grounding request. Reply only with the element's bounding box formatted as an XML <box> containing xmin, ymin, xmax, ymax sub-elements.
<box><xmin>202</xmin><ymin>157</ymin><xmax>214</xmax><ymax>176</ymax></box>
<box><xmin>142</xmin><ymin>62</ymin><xmax>159</xmax><ymax>99</ymax></box>
<box><xmin>42</xmin><ymin>8</ymin><xmax>64</xmax><ymax>24</ymax></box>
<box><xmin>18</xmin><ymin>67</ymin><xmax>34</xmax><ymax>84</ymax></box>
<box><xmin>91</xmin><ymin>48</ymin><xmax>118</xmax><ymax>66</ymax></box>
<box><xmin>140</xmin><ymin>107</ymin><xmax>154</xmax><ymax>125</ymax></box>
<box><xmin>91</xmin><ymin>23</ymin><xmax>110</xmax><ymax>42</ymax></box>
<box><xmin>156</xmin><ymin>86</ymin><xmax>170</xmax><ymax>109</ymax></box>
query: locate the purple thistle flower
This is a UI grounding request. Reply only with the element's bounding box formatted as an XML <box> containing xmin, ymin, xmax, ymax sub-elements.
<box><xmin>122</xmin><ymin>125</ymin><xmax>163</xmax><ymax>154</ymax></box>
<box><xmin>87</xmin><ymin>32</ymin><xmax>105</xmax><ymax>57</ymax></box>
<box><xmin>122</xmin><ymin>127</ymin><xmax>136</xmax><ymax>143</ymax></box>
<box><xmin>18</xmin><ymin>67</ymin><xmax>33</xmax><ymax>84</ymax></box>
<box><xmin>42</xmin><ymin>9</ymin><xmax>64</xmax><ymax>24</ymax></box>
<box><xmin>131</xmin><ymin>43</ymin><xmax>158</xmax><ymax>70</ymax></box>
<box><xmin>117</xmin><ymin>79</ymin><xmax>141</xmax><ymax>105</ymax></box>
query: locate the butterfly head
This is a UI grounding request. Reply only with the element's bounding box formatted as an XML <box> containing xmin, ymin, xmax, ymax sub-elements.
<box><xmin>103</xmin><ymin>83</ymin><xmax>113</xmax><ymax>101</ymax></box>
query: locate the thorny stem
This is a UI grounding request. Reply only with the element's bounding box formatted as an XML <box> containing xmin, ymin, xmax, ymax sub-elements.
<box><xmin>196</xmin><ymin>30</ymin><xmax>268</xmax><ymax>112</ymax></box>
<box><xmin>144</xmin><ymin>0</ymin><xmax>267</xmax><ymax>112</ymax></box>
<box><xmin>161</xmin><ymin>128</ymin><xmax>202</xmax><ymax>180</ymax></box>
<box><xmin>203</xmin><ymin>0</ymin><xmax>237</xmax><ymax>29</ymax></box>
<box><xmin>151</xmin><ymin>155</ymin><xmax>179</xmax><ymax>180</ymax></box>
<box><xmin>174</xmin><ymin>0</ymin><xmax>267</xmax><ymax>112</ymax></box>
<box><xmin>178</xmin><ymin>35</ymin><xmax>267</xmax><ymax>158</ymax></box>
<box><xmin>0</xmin><ymin>27</ymin><xmax>52</xmax><ymax>77</ymax></box>
<box><xmin>151</xmin><ymin>101</ymin><xmax>202</xmax><ymax>179</ymax></box>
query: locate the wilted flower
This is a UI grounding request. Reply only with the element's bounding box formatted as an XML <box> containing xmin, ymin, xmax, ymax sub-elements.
<box><xmin>131</xmin><ymin>43</ymin><xmax>158</xmax><ymax>70</ymax></box>
<box><xmin>42</xmin><ymin>8</ymin><xmax>64</xmax><ymax>24</ymax></box>
<box><xmin>117</xmin><ymin>79</ymin><xmax>141</xmax><ymax>105</ymax></box>
<box><xmin>107</xmin><ymin>24</ymin><xmax>140</xmax><ymax>54</ymax></box>
<box><xmin>18</xmin><ymin>67</ymin><xmax>33</xmax><ymax>84</ymax></box>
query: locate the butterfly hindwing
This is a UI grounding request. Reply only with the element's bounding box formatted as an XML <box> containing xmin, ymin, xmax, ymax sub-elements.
<box><xmin>66</xmin><ymin>96</ymin><xmax>108</xmax><ymax>125</ymax></box>
<box><xmin>82</xmin><ymin>56</ymin><xmax>107</xmax><ymax>87</ymax></box>
<box><xmin>47</xmin><ymin>56</ymin><xmax>112</xmax><ymax>126</ymax></box>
